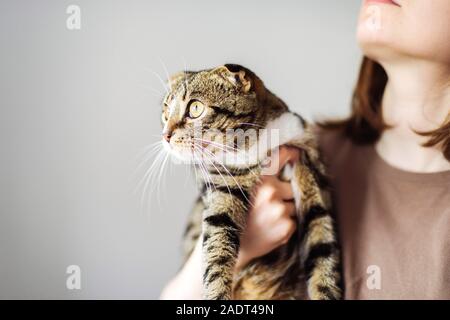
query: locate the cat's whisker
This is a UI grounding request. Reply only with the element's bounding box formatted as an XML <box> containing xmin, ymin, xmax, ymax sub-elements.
<box><xmin>137</xmin><ymin>83</ymin><xmax>165</xmax><ymax>98</ymax></box>
<box><xmin>183</xmin><ymin>154</ymin><xmax>191</xmax><ymax>187</ymax></box>
<box><xmin>140</xmin><ymin>148</ymin><xmax>166</xmax><ymax>190</ymax></box>
<box><xmin>195</xmin><ymin>159</ymin><xmax>212</xmax><ymax>194</ymax></box>
<box><xmin>138</xmin><ymin>147</ymin><xmax>167</xmax><ymax>214</ymax></box>
<box><xmin>192</xmin><ymin>147</ymin><xmax>207</xmax><ymax>185</ymax></box>
<box><xmin>194</xmin><ymin>138</ymin><xmax>260</xmax><ymax>178</ymax></box>
<box><xmin>140</xmin><ymin>151</ymin><xmax>164</xmax><ymax>194</ymax></box>
<box><xmin>182</xmin><ymin>56</ymin><xmax>190</xmax><ymax>93</ymax></box>
<box><xmin>191</xmin><ymin>159</ymin><xmax>199</xmax><ymax>185</ymax></box>
<box><xmin>191</xmin><ymin>149</ymin><xmax>209</xmax><ymax>193</ymax></box>
<box><xmin>154</xmin><ymin>151</ymin><xmax>170</xmax><ymax>210</ymax></box>
<box><xmin>135</xmin><ymin>140</ymin><xmax>163</xmax><ymax>159</ymax></box>
<box><xmin>200</xmin><ymin>146</ymin><xmax>253</xmax><ymax>207</ymax></box>
<box><xmin>192</xmin><ymin>139</ymin><xmax>238</xmax><ymax>152</ymax></box>
<box><xmin>194</xmin><ymin>138</ymin><xmax>258</xmax><ymax>181</ymax></box>
<box><xmin>192</xmin><ymin>138</ymin><xmax>259</xmax><ymax>179</ymax></box>
<box><xmin>128</xmin><ymin>144</ymin><xmax>161</xmax><ymax>186</ymax></box>
<box><xmin>133</xmin><ymin>142</ymin><xmax>164</xmax><ymax>177</ymax></box>
<box><xmin>134</xmin><ymin>146</ymin><xmax>165</xmax><ymax>194</ymax></box>
<box><xmin>198</xmin><ymin>146</ymin><xmax>233</xmax><ymax>199</ymax></box>
<box><xmin>192</xmin><ymin>138</ymin><xmax>259</xmax><ymax>177</ymax></box>
<box><xmin>158</xmin><ymin>57</ymin><xmax>171</xmax><ymax>90</ymax></box>
<box><xmin>197</xmin><ymin>155</ymin><xmax>216</xmax><ymax>194</ymax></box>
<box><xmin>192</xmin><ymin>138</ymin><xmax>239</xmax><ymax>153</ymax></box>
<box><xmin>193</xmin><ymin>145</ymin><xmax>216</xmax><ymax>194</ymax></box>
<box><xmin>192</xmin><ymin>151</ymin><xmax>209</xmax><ymax>193</ymax></box>
<box><xmin>147</xmin><ymin>68</ymin><xmax>169</xmax><ymax>95</ymax></box>
<box><xmin>147</xmin><ymin>150</ymin><xmax>170</xmax><ymax>212</ymax></box>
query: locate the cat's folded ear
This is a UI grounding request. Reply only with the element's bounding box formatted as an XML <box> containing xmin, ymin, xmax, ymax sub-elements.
<box><xmin>211</xmin><ymin>64</ymin><xmax>266</xmax><ymax>99</ymax></box>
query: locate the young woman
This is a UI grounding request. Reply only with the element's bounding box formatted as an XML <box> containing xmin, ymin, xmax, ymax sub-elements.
<box><xmin>161</xmin><ymin>0</ymin><xmax>450</xmax><ymax>299</ymax></box>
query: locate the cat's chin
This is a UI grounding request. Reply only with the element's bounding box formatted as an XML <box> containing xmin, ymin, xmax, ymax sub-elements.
<box><xmin>164</xmin><ymin>145</ymin><xmax>204</xmax><ymax>165</ymax></box>
<box><xmin>163</xmin><ymin>140</ymin><xmax>263</xmax><ymax>168</ymax></box>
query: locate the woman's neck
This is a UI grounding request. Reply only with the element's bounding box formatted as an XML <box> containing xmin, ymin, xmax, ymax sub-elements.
<box><xmin>376</xmin><ymin>60</ymin><xmax>450</xmax><ymax>173</ymax></box>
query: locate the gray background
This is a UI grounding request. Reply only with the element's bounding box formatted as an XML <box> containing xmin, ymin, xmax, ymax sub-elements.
<box><xmin>0</xmin><ymin>0</ymin><xmax>361</xmax><ymax>299</ymax></box>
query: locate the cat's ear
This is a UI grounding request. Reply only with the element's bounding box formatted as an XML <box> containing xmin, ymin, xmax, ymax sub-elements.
<box><xmin>212</xmin><ymin>64</ymin><xmax>266</xmax><ymax>98</ymax></box>
<box><xmin>211</xmin><ymin>65</ymin><xmax>251</xmax><ymax>93</ymax></box>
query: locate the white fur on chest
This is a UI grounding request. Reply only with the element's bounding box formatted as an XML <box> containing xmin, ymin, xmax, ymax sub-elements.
<box><xmin>222</xmin><ymin>112</ymin><xmax>305</xmax><ymax>167</ymax></box>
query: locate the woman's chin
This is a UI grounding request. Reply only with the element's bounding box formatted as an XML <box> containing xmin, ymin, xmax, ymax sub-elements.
<box><xmin>357</xmin><ymin>0</ymin><xmax>450</xmax><ymax>65</ymax></box>
<box><xmin>356</xmin><ymin>2</ymin><xmax>405</xmax><ymax>62</ymax></box>
<box><xmin>357</xmin><ymin>26</ymin><xmax>408</xmax><ymax>64</ymax></box>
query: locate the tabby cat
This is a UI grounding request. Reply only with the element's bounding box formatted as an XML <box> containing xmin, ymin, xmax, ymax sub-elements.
<box><xmin>160</xmin><ymin>64</ymin><xmax>342</xmax><ymax>300</ymax></box>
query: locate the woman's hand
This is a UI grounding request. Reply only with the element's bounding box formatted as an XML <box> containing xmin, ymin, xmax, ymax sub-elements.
<box><xmin>235</xmin><ymin>146</ymin><xmax>301</xmax><ymax>271</ymax></box>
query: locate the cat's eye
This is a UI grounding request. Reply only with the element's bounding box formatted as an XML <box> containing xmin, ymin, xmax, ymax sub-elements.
<box><xmin>188</xmin><ymin>100</ymin><xmax>205</xmax><ymax>119</ymax></box>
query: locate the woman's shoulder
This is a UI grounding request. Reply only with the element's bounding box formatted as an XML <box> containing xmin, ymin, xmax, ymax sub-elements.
<box><xmin>313</xmin><ymin>126</ymin><xmax>353</xmax><ymax>164</ymax></box>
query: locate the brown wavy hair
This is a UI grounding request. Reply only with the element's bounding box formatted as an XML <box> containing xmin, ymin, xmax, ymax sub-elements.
<box><xmin>321</xmin><ymin>57</ymin><xmax>450</xmax><ymax>161</ymax></box>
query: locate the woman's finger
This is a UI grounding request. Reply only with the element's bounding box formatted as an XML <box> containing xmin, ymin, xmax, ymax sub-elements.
<box><xmin>255</xmin><ymin>176</ymin><xmax>294</xmax><ymax>202</ymax></box>
<box><xmin>261</xmin><ymin>146</ymin><xmax>301</xmax><ymax>179</ymax></box>
<box><xmin>273</xmin><ymin>219</ymin><xmax>297</xmax><ymax>245</ymax></box>
<box><xmin>273</xmin><ymin>146</ymin><xmax>301</xmax><ymax>173</ymax></box>
<box><xmin>283</xmin><ymin>201</ymin><xmax>297</xmax><ymax>218</ymax></box>
<box><xmin>273</xmin><ymin>179</ymin><xmax>295</xmax><ymax>201</ymax></box>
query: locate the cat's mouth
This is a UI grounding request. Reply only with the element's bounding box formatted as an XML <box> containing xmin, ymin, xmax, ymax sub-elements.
<box><xmin>162</xmin><ymin>139</ymin><xmax>193</xmax><ymax>162</ymax></box>
<box><xmin>164</xmin><ymin>140</ymin><xmax>266</xmax><ymax>172</ymax></box>
<box><xmin>162</xmin><ymin>138</ymin><xmax>215</xmax><ymax>164</ymax></box>
<box><xmin>163</xmin><ymin>137</ymin><xmax>244</xmax><ymax>167</ymax></box>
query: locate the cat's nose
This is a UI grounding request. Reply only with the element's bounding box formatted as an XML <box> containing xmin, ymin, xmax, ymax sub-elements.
<box><xmin>163</xmin><ymin>133</ymin><xmax>172</xmax><ymax>142</ymax></box>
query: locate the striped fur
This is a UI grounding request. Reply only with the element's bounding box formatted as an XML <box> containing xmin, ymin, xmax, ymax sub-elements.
<box><xmin>163</xmin><ymin>65</ymin><xmax>342</xmax><ymax>299</ymax></box>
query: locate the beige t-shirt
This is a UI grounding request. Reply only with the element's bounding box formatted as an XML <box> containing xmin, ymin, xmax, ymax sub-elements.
<box><xmin>319</xmin><ymin>129</ymin><xmax>450</xmax><ymax>300</ymax></box>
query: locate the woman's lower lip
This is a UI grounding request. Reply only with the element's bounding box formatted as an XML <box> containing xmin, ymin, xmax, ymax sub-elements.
<box><xmin>365</xmin><ymin>0</ymin><xmax>400</xmax><ymax>6</ymax></box>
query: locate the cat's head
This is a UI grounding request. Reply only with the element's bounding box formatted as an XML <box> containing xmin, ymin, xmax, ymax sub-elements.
<box><xmin>160</xmin><ymin>64</ymin><xmax>279</xmax><ymax>167</ymax></box>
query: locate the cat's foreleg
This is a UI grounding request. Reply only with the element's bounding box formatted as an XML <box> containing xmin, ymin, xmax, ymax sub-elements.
<box><xmin>201</xmin><ymin>198</ymin><xmax>246</xmax><ymax>300</ymax></box>
<box><xmin>291</xmin><ymin>152</ymin><xmax>342</xmax><ymax>300</ymax></box>
<box><xmin>181</xmin><ymin>196</ymin><xmax>205</xmax><ymax>264</ymax></box>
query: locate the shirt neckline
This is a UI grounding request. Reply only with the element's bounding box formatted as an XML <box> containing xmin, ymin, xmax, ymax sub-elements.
<box><xmin>362</xmin><ymin>144</ymin><xmax>450</xmax><ymax>185</ymax></box>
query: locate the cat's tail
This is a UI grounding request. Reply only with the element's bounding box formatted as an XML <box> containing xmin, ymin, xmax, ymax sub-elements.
<box><xmin>288</xmin><ymin>130</ymin><xmax>342</xmax><ymax>300</ymax></box>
